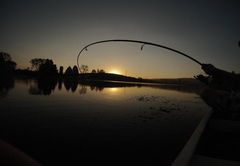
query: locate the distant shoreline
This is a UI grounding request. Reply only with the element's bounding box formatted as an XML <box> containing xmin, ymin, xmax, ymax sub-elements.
<box><xmin>2</xmin><ymin>71</ymin><xmax>204</xmax><ymax>86</ymax></box>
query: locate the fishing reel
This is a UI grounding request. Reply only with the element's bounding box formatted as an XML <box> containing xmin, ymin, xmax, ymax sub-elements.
<box><xmin>194</xmin><ymin>74</ymin><xmax>233</xmax><ymax>91</ymax></box>
<box><xmin>194</xmin><ymin>74</ymin><xmax>211</xmax><ymax>85</ymax></box>
<box><xmin>194</xmin><ymin>74</ymin><xmax>221</xmax><ymax>90</ymax></box>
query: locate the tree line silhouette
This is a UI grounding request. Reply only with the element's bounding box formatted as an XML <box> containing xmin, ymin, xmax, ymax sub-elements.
<box><xmin>0</xmin><ymin>52</ymin><xmax>17</xmax><ymax>76</ymax></box>
<box><xmin>0</xmin><ymin>52</ymin><xmax>201</xmax><ymax>86</ymax></box>
<box><xmin>29</xmin><ymin>58</ymin><xmax>80</xmax><ymax>77</ymax></box>
<box><xmin>0</xmin><ymin>52</ymin><xmax>109</xmax><ymax>78</ymax></box>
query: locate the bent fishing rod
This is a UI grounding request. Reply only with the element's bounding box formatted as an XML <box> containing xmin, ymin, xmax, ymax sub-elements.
<box><xmin>77</xmin><ymin>39</ymin><xmax>202</xmax><ymax>70</ymax></box>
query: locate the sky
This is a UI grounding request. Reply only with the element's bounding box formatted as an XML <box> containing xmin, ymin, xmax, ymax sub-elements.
<box><xmin>1</xmin><ymin>0</ymin><xmax>240</xmax><ymax>78</ymax></box>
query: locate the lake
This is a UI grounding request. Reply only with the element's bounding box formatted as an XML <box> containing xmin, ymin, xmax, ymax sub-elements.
<box><xmin>0</xmin><ymin>78</ymin><xmax>210</xmax><ymax>165</ymax></box>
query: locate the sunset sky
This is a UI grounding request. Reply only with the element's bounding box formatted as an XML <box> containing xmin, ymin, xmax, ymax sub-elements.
<box><xmin>1</xmin><ymin>0</ymin><xmax>240</xmax><ymax>78</ymax></box>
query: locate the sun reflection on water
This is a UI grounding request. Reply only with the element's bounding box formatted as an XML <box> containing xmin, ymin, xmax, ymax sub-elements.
<box><xmin>110</xmin><ymin>87</ymin><xmax>118</xmax><ymax>92</ymax></box>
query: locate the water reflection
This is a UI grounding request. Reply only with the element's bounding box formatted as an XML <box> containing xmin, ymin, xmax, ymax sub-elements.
<box><xmin>63</xmin><ymin>79</ymin><xmax>78</xmax><ymax>92</ymax></box>
<box><xmin>20</xmin><ymin>78</ymin><xmax>203</xmax><ymax>96</ymax></box>
<box><xmin>110</xmin><ymin>87</ymin><xmax>118</xmax><ymax>92</ymax></box>
<box><xmin>29</xmin><ymin>78</ymin><xmax>57</xmax><ymax>95</ymax></box>
<box><xmin>32</xmin><ymin>79</ymin><xmax>202</xmax><ymax>95</ymax></box>
<box><xmin>0</xmin><ymin>78</ymin><xmax>208</xmax><ymax>165</ymax></box>
<box><xmin>79</xmin><ymin>85</ymin><xmax>87</xmax><ymax>94</ymax></box>
<box><xmin>89</xmin><ymin>85</ymin><xmax>104</xmax><ymax>92</ymax></box>
<box><xmin>0</xmin><ymin>77</ymin><xmax>14</xmax><ymax>98</ymax></box>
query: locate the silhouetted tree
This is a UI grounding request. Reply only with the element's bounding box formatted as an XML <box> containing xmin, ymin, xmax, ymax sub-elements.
<box><xmin>97</xmin><ymin>69</ymin><xmax>105</xmax><ymax>73</ymax></box>
<box><xmin>0</xmin><ymin>52</ymin><xmax>17</xmax><ymax>75</ymax></box>
<box><xmin>59</xmin><ymin>66</ymin><xmax>64</xmax><ymax>74</ymax></box>
<box><xmin>0</xmin><ymin>52</ymin><xmax>11</xmax><ymax>61</ymax></box>
<box><xmin>30</xmin><ymin>58</ymin><xmax>46</xmax><ymax>71</ymax></box>
<box><xmin>5</xmin><ymin>60</ymin><xmax>17</xmax><ymax>70</ymax></box>
<box><xmin>79</xmin><ymin>65</ymin><xmax>88</xmax><ymax>74</ymax></box>
<box><xmin>39</xmin><ymin>59</ymin><xmax>58</xmax><ymax>76</ymax></box>
<box><xmin>91</xmin><ymin>69</ymin><xmax>96</xmax><ymax>73</ymax></box>
<box><xmin>73</xmin><ymin>65</ymin><xmax>79</xmax><ymax>76</ymax></box>
<box><xmin>65</xmin><ymin>66</ymin><xmax>73</xmax><ymax>75</ymax></box>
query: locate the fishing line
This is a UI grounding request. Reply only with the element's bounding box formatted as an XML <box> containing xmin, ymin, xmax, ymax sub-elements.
<box><xmin>77</xmin><ymin>39</ymin><xmax>203</xmax><ymax>70</ymax></box>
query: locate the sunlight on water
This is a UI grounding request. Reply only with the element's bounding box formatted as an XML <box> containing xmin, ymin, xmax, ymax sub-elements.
<box><xmin>109</xmin><ymin>87</ymin><xmax>118</xmax><ymax>92</ymax></box>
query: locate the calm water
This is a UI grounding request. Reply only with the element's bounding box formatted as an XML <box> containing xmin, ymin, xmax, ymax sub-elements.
<box><xmin>0</xmin><ymin>78</ymin><xmax>210</xmax><ymax>165</ymax></box>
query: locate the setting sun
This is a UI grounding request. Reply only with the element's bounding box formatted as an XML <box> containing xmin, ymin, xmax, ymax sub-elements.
<box><xmin>110</xmin><ymin>70</ymin><xmax>120</xmax><ymax>75</ymax></box>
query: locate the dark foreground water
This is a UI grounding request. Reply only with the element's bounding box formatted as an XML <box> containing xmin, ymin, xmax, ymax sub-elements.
<box><xmin>0</xmin><ymin>78</ymin><xmax>210</xmax><ymax>165</ymax></box>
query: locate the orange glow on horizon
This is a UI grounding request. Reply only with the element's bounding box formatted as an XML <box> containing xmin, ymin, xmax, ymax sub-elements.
<box><xmin>109</xmin><ymin>70</ymin><xmax>120</xmax><ymax>75</ymax></box>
